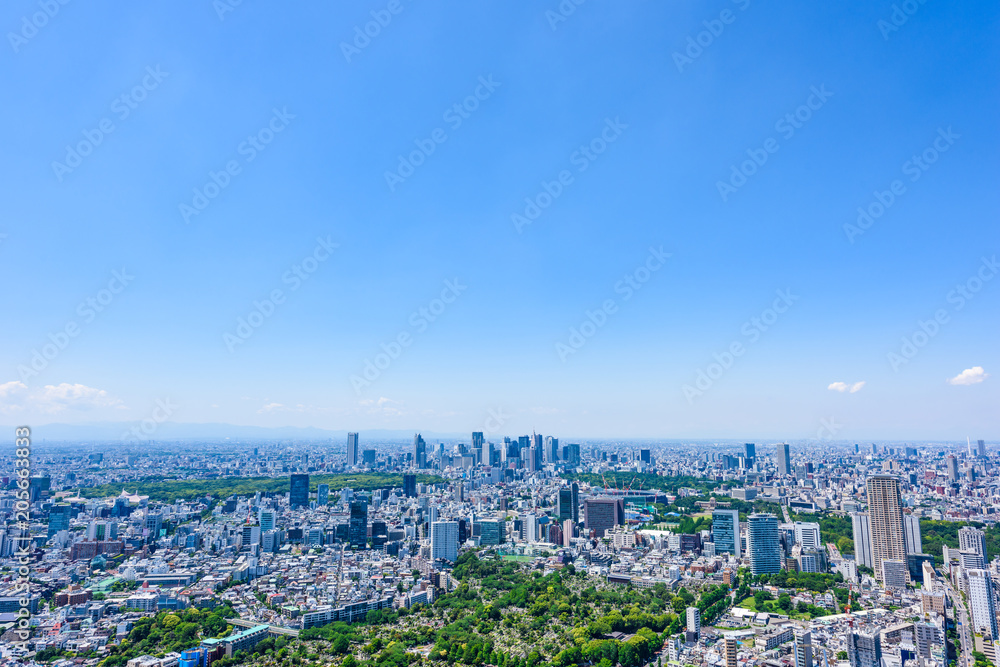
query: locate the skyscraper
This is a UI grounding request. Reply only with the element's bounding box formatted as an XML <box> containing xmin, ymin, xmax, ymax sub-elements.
<box><xmin>794</xmin><ymin>628</ymin><xmax>813</xmax><ymax>667</ymax></box>
<box><xmin>403</xmin><ymin>473</ymin><xmax>417</xmax><ymax>498</ymax></box>
<box><xmin>347</xmin><ymin>432</ymin><xmax>359</xmax><ymax>467</ymax></box>
<box><xmin>866</xmin><ymin>475</ymin><xmax>907</xmax><ymax>583</ymax></box>
<box><xmin>712</xmin><ymin>509</ymin><xmax>740</xmax><ymax>558</ymax></box>
<box><xmin>584</xmin><ymin>497</ymin><xmax>624</xmax><ymax>537</ymax></box>
<box><xmin>851</xmin><ymin>512</ymin><xmax>874</xmax><ymax>569</ymax></box>
<box><xmin>978</xmin><ymin>439</ymin><xmax>986</xmax><ymax>457</ymax></box>
<box><xmin>290</xmin><ymin>473</ymin><xmax>310</xmax><ymax>509</ymax></box>
<box><xmin>431</xmin><ymin>520</ymin><xmax>459</xmax><ymax>563</ymax></box>
<box><xmin>259</xmin><ymin>509</ymin><xmax>276</xmax><ymax>532</ymax></box>
<box><xmin>747</xmin><ymin>513</ymin><xmax>782</xmax><ymax>575</ymax></box>
<box><xmin>639</xmin><ymin>448</ymin><xmax>651</xmax><ymax>464</ymax></box>
<box><xmin>959</xmin><ymin>526</ymin><xmax>988</xmax><ymax>561</ymax></box>
<box><xmin>744</xmin><ymin>442</ymin><xmax>756</xmax><ymax>466</ymax></box>
<box><xmin>903</xmin><ymin>514</ymin><xmax>921</xmax><ymax>554</ymax></box>
<box><xmin>349</xmin><ymin>500</ymin><xmax>368</xmax><ymax>549</ymax></box>
<box><xmin>946</xmin><ymin>455</ymin><xmax>958</xmax><ymax>481</ymax></box>
<box><xmin>47</xmin><ymin>504</ymin><xmax>71</xmax><ymax>538</ymax></box>
<box><xmin>686</xmin><ymin>607</ymin><xmax>700</xmax><ymax>639</ymax></box>
<box><xmin>558</xmin><ymin>484</ymin><xmax>579</xmax><ymax>523</ymax></box>
<box><xmin>414</xmin><ymin>433</ymin><xmax>427</xmax><ymax>469</ymax></box>
<box><xmin>847</xmin><ymin>632</ymin><xmax>882</xmax><ymax>667</ymax></box>
<box><xmin>317</xmin><ymin>483</ymin><xmax>329</xmax><ymax>506</ymax></box>
<box><xmin>775</xmin><ymin>443</ymin><xmax>791</xmax><ymax>475</ymax></box>
<box><xmin>968</xmin><ymin>569</ymin><xmax>998</xmax><ymax>639</ymax></box>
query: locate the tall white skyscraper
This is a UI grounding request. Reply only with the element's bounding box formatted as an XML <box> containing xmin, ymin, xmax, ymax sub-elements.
<box><xmin>968</xmin><ymin>569</ymin><xmax>998</xmax><ymax>639</ymax></box>
<box><xmin>866</xmin><ymin>475</ymin><xmax>907</xmax><ymax>583</ymax></box>
<box><xmin>959</xmin><ymin>526</ymin><xmax>987</xmax><ymax>561</ymax></box>
<box><xmin>431</xmin><ymin>520</ymin><xmax>458</xmax><ymax>563</ymax></box>
<box><xmin>903</xmin><ymin>514</ymin><xmax>921</xmax><ymax>554</ymax></box>
<box><xmin>793</xmin><ymin>522</ymin><xmax>821</xmax><ymax>550</ymax></box>
<box><xmin>851</xmin><ymin>512</ymin><xmax>874</xmax><ymax>569</ymax></box>
<box><xmin>686</xmin><ymin>607</ymin><xmax>701</xmax><ymax>639</ymax></box>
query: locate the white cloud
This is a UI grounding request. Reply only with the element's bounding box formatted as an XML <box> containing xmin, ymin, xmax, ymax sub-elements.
<box><xmin>849</xmin><ymin>381</ymin><xmax>865</xmax><ymax>393</ymax></box>
<box><xmin>948</xmin><ymin>366</ymin><xmax>988</xmax><ymax>386</ymax></box>
<box><xmin>828</xmin><ymin>381</ymin><xmax>865</xmax><ymax>393</ymax></box>
<box><xmin>34</xmin><ymin>383</ymin><xmax>125</xmax><ymax>412</ymax></box>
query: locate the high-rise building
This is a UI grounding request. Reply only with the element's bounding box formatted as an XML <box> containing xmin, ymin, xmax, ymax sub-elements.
<box><xmin>87</xmin><ymin>520</ymin><xmax>118</xmax><ymax>541</ymax></box>
<box><xmin>639</xmin><ymin>449</ymin><xmax>651</xmax><ymax>464</ymax></box>
<box><xmin>545</xmin><ymin>436</ymin><xmax>559</xmax><ymax>464</ymax></box>
<box><xmin>558</xmin><ymin>484</ymin><xmax>579</xmax><ymax>523</ymax></box>
<box><xmin>903</xmin><ymin>514</ymin><xmax>921</xmax><ymax>554</ymax></box>
<box><xmin>584</xmin><ymin>497</ymin><xmax>624</xmax><ymax>537</ymax></box>
<box><xmin>775</xmin><ymin>443</ymin><xmax>791</xmax><ymax>475</ymax></box>
<box><xmin>686</xmin><ymin>607</ymin><xmax>701</xmax><ymax>639</ymax></box>
<box><xmin>472</xmin><ymin>431</ymin><xmax>484</xmax><ymax>453</ymax></box>
<box><xmin>47</xmin><ymin>505</ymin><xmax>72</xmax><ymax>538</ymax></box>
<box><xmin>747</xmin><ymin>513</ymin><xmax>782</xmax><ymax>575</ymax></box>
<box><xmin>316</xmin><ymin>484</ymin><xmax>329</xmax><ymax>506</ymax></box>
<box><xmin>851</xmin><ymin>512</ymin><xmax>874</xmax><ymax>569</ymax></box>
<box><xmin>144</xmin><ymin>512</ymin><xmax>163</xmax><ymax>538</ymax></box>
<box><xmin>978</xmin><ymin>439</ymin><xmax>986</xmax><ymax>457</ymax></box>
<box><xmin>290</xmin><ymin>473</ymin><xmax>310</xmax><ymax>509</ymax></box>
<box><xmin>414</xmin><ymin>434</ymin><xmax>427</xmax><ymax>469</ymax></box>
<box><xmin>480</xmin><ymin>520</ymin><xmax>504</xmax><ymax>546</ymax></box>
<box><xmin>794</xmin><ymin>628</ymin><xmax>813</xmax><ymax>667</ymax></box>
<box><xmin>959</xmin><ymin>526</ymin><xmax>988</xmax><ymax>561</ymax></box>
<box><xmin>431</xmin><ymin>520</ymin><xmax>458</xmax><ymax>563</ymax></box>
<box><xmin>793</xmin><ymin>522</ymin><xmax>821</xmax><ymax>550</ymax></box>
<box><xmin>866</xmin><ymin>475</ymin><xmax>907</xmax><ymax>583</ymax></box>
<box><xmin>259</xmin><ymin>509</ymin><xmax>276</xmax><ymax>532</ymax></box>
<box><xmin>565</xmin><ymin>443</ymin><xmax>581</xmax><ymax>466</ymax></box>
<box><xmin>744</xmin><ymin>442</ymin><xmax>756</xmax><ymax>466</ymax></box>
<box><xmin>968</xmin><ymin>569</ymin><xmax>998</xmax><ymax>639</ymax></box>
<box><xmin>522</xmin><ymin>513</ymin><xmax>538</xmax><ymax>543</ymax></box>
<box><xmin>723</xmin><ymin>636</ymin><xmax>738</xmax><ymax>667</ymax></box>
<box><xmin>946</xmin><ymin>455</ymin><xmax>958</xmax><ymax>481</ymax></box>
<box><xmin>847</xmin><ymin>632</ymin><xmax>882</xmax><ymax>667</ymax></box>
<box><xmin>882</xmin><ymin>559</ymin><xmax>908</xmax><ymax>589</ymax></box>
<box><xmin>403</xmin><ymin>474</ymin><xmax>417</xmax><ymax>498</ymax></box>
<box><xmin>349</xmin><ymin>500</ymin><xmax>368</xmax><ymax>549</ymax></box>
<box><xmin>362</xmin><ymin>449</ymin><xmax>376</xmax><ymax>466</ymax></box>
<box><xmin>347</xmin><ymin>432</ymin><xmax>359</xmax><ymax>467</ymax></box>
<box><xmin>712</xmin><ymin>509</ymin><xmax>741</xmax><ymax>558</ymax></box>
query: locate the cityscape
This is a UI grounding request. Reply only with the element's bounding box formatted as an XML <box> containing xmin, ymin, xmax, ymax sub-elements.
<box><xmin>1</xmin><ymin>2</ymin><xmax>997</xmax><ymax>667</ymax></box>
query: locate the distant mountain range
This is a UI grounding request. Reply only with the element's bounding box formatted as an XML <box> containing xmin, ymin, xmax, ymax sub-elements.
<box><xmin>0</xmin><ymin>421</ymin><xmax>466</xmax><ymax>443</ymax></box>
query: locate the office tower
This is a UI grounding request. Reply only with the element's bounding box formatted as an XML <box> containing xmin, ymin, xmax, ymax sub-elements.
<box><xmin>403</xmin><ymin>474</ymin><xmax>417</xmax><ymax>498</ymax></box>
<box><xmin>347</xmin><ymin>432</ymin><xmax>359</xmax><ymax>467</ymax></box>
<box><xmin>882</xmin><ymin>559</ymin><xmax>908</xmax><ymax>589</ymax></box>
<box><xmin>431</xmin><ymin>520</ymin><xmax>458</xmax><ymax>563</ymax></box>
<box><xmin>472</xmin><ymin>431</ymin><xmax>484</xmax><ymax>453</ymax></box>
<box><xmin>259</xmin><ymin>509</ymin><xmax>276</xmax><ymax>532</ymax></box>
<box><xmin>558</xmin><ymin>483</ymin><xmax>580</xmax><ymax>524</ymax></box>
<box><xmin>686</xmin><ymin>607</ymin><xmax>701</xmax><ymax>638</ymax></box>
<box><xmin>851</xmin><ymin>513</ymin><xmax>874</xmax><ymax>569</ymax></box>
<box><xmin>959</xmin><ymin>526</ymin><xmax>988</xmax><ymax>561</ymax></box>
<box><xmin>847</xmin><ymin>632</ymin><xmax>882</xmax><ymax>667</ymax></box>
<box><xmin>414</xmin><ymin>433</ymin><xmax>427</xmax><ymax>469</ymax></box>
<box><xmin>241</xmin><ymin>524</ymin><xmax>261</xmax><ymax>549</ymax></box>
<box><xmin>362</xmin><ymin>449</ymin><xmax>376</xmax><ymax>466</ymax></box>
<box><xmin>903</xmin><ymin>514</ymin><xmax>921</xmax><ymax>554</ymax></box>
<box><xmin>87</xmin><ymin>520</ymin><xmax>118</xmax><ymax>541</ymax></box>
<box><xmin>945</xmin><ymin>454</ymin><xmax>958</xmax><ymax>481</ymax></box>
<box><xmin>978</xmin><ymin>439</ymin><xmax>986</xmax><ymax>457</ymax></box>
<box><xmin>640</xmin><ymin>448</ymin><xmax>651</xmax><ymax>464</ymax></box>
<box><xmin>348</xmin><ymin>500</ymin><xmax>368</xmax><ymax>549</ymax></box>
<box><xmin>566</xmin><ymin>443</ymin><xmax>581</xmax><ymax>466</ymax></box>
<box><xmin>371</xmin><ymin>520</ymin><xmax>388</xmax><ymax>549</ymax></box>
<box><xmin>563</xmin><ymin>519</ymin><xmax>574</xmax><ymax>546</ymax></box>
<box><xmin>28</xmin><ymin>476</ymin><xmax>51</xmax><ymax>502</ymax></box>
<box><xmin>480</xmin><ymin>520</ymin><xmax>504</xmax><ymax>545</ymax></box>
<box><xmin>517</xmin><ymin>435</ymin><xmax>530</xmax><ymax>459</ymax></box>
<box><xmin>793</xmin><ymin>522</ymin><xmax>821</xmax><ymax>550</ymax></box>
<box><xmin>866</xmin><ymin>475</ymin><xmax>907</xmax><ymax>583</ymax></box>
<box><xmin>144</xmin><ymin>512</ymin><xmax>163</xmax><ymax>537</ymax></box>
<box><xmin>723</xmin><ymin>636</ymin><xmax>738</xmax><ymax>667</ymax></box>
<box><xmin>775</xmin><ymin>443</ymin><xmax>791</xmax><ymax>475</ymax></box>
<box><xmin>712</xmin><ymin>509</ymin><xmax>741</xmax><ymax>558</ymax></box>
<box><xmin>47</xmin><ymin>505</ymin><xmax>72</xmax><ymax>538</ymax></box>
<box><xmin>794</xmin><ymin>628</ymin><xmax>813</xmax><ymax>667</ymax></box>
<box><xmin>522</xmin><ymin>513</ymin><xmax>538</xmax><ymax>543</ymax></box>
<box><xmin>290</xmin><ymin>473</ymin><xmax>310</xmax><ymax>509</ymax></box>
<box><xmin>747</xmin><ymin>513</ymin><xmax>782</xmax><ymax>575</ymax></box>
<box><xmin>968</xmin><ymin>569</ymin><xmax>998</xmax><ymax>639</ymax></box>
<box><xmin>744</xmin><ymin>442</ymin><xmax>756</xmax><ymax>466</ymax></box>
<box><xmin>584</xmin><ymin>497</ymin><xmax>624</xmax><ymax>537</ymax></box>
<box><xmin>317</xmin><ymin>484</ymin><xmax>329</xmax><ymax>506</ymax></box>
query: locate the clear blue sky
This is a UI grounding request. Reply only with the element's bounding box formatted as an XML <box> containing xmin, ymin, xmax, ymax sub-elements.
<box><xmin>1</xmin><ymin>1</ymin><xmax>997</xmax><ymax>440</ymax></box>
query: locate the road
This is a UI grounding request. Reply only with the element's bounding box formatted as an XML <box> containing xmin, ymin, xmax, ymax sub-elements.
<box><xmin>943</xmin><ymin>580</ymin><xmax>972</xmax><ymax>667</ymax></box>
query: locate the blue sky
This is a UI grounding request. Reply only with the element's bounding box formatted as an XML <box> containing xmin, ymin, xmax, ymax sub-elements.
<box><xmin>1</xmin><ymin>0</ymin><xmax>997</xmax><ymax>440</ymax></box>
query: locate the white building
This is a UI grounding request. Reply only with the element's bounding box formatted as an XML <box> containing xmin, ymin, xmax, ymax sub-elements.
<box><xmin>431</xmin><ymin>520</ymin><xmax>458</xmax><ymax>563</ymax></box>
<box><xmin>968</xmin><ymin>569</ymin><xmax>998</xmax><ymax>639</ymax></box>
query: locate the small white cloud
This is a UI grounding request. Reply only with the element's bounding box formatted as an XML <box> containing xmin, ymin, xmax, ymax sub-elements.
<box><xmin>829</xmin><ymin>381</ymin><xmax>865</xmax><ymax>393</ymax></box>
<box><xmin>258</xmin><ymin>402</ymin><xmax>285</xmax><ymax>413</ymax></box>
<box><xmin>948</xmin><ymin>366</ymin><xmax>988</xmax><ymax>386</ymax></box>
<box><xmin>26</xmin><ymin>383</ymin><xmax>125</xmax><ymax>413</ymax></box>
